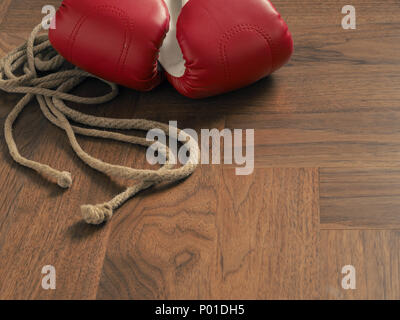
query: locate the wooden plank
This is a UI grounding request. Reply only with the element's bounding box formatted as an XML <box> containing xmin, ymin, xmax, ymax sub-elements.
<box><xmin>220</xmin><ymin>0</ymin><xmax>400</xmax><ymax>168</ymax></box>
<box><xmin>226</xmin><ymin>111</ymin><xmax>400</xmax><ymax>167</ymax></box>
<box><xmin>0</xmin><ymin>79</ymin><xmax>141</xmax><ymax>299</ymax></box>
<box><xmin>0</xmin><ymin>0</ymin><xmax>400</xmax><ymax>300</ymax></box>
<box><xmin>320</xmin><ymin>230</ymin><xmax>400</xmax><ymax>299</ymax></box>
<box><xmin>0</xmin><ymin>0</ymin><xmax>12</xmax><ymax>26</ymax></box>
<box><xmin>97</xmin><ymin>168</ymin><xmax>320</xmax><ymax>299</ymax></box>
<box><xmin>0</xmin><ymin>32</ymin><xmax>27</xmax><ymax>58</ymax></box>
<box><xmin>0</xmin><ymin>0</ymin><xmax>61</xmax><ymax>32</ymax></box>
<box><xmin>320</xmin><ymin>168</ymin><xmax>400</xmax><ymax>229</ymax></box>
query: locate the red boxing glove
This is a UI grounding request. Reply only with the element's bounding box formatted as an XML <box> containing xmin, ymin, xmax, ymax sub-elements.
<box><xmin>49</xmin><ymin>0</ymin><xmax>169</xmax><ymax>91</ymax></box>
<box><xmin>159</xmin><ymin>0</ymin><xmax>293</xmax><ymax>98</ymax></box>
<box><xmin>49</xmin><ymin>0</ymin><xmax>293</xmax><ymax>98</ymax></box>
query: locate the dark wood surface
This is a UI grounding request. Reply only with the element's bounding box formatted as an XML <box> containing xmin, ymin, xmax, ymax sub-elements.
<box><xmin>97</xmin><ymin>167</ymin><xmax>320</xmax><ymax>300</ymax></box>
<box><xmin>321</xmin><ymin>230</ymin><xmax>400</xmax><ymax>299</ymax></box>
<box><xmin>0</xmin><ymin>0</ymin><xmax>400</xmax><ymax>299</ymax></box>
<box><xmin>320</xmin><ymin>168</ymin><xmax>400</xmax><ymax>229</ymax></box>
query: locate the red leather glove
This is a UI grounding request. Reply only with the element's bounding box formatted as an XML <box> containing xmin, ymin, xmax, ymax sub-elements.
<box><xmin>49</xmin><ymin>0</ymin><xmax>293</xmax><ymax>98</ymax></box>
<box><xmin>159</xmin><ymin>0</ymin><xmax>293</xmax><ymax>98</ymax></box>
<box><xmin>49</xmin><ymin>0</ymin><xmax>169</xmax><ymax>91</ymax></box>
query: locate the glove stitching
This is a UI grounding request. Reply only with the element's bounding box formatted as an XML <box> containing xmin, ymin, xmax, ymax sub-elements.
<box><xmin>94</xmin><ymin>5</ymin><xmax>132</xmax><ymax>76</ymax></box>
<box><xmin>67</xmin><ymin>5</ymin><xmax>132</xmax><ymax>76</ymax></box>
<box><xmin>68</xmin><ymin>14</ymin><xmax>88</xmax><ymax>62</ymax></box>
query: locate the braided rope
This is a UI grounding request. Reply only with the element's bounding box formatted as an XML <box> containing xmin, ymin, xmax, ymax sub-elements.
<box><xmin>0</xmin><ymin>23</ymin><xmax>199</xmax><ymax>225</ymax></box>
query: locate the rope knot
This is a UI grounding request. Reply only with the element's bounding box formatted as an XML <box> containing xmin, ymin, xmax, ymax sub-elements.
<box><xmin>81</xmin><ymin>203</ymin><xmax>113</xmax><ymax>225</ymax></box>
<box><xmin>57</xmin><ymin>171</ymin><xmax>72</xmax><ymax>188</ymax></box>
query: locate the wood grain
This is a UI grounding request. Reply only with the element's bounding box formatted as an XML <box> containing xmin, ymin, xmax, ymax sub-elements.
<box><xmin>0</xmin><ymin>0</ymin><xmax>61</xmax><ymax>33</ymax></box>
<box><xmin>221</xmin><ymin>0</ymin><xmax>400</xmax><ymax>168</ymax></box>
<box><xmin>227</xmin><ymin>111</ymin><xmax>400</xmax><ymax>167</ymax></box>
<box><xmin>0</xmin><ymin>0</ymin><xmax>12</xmax><ymax>26</ymax></box>
<box><xmin>0</xmin><ymin>0</ymin><xmax>400</xmax><ymax>299</ymax></box>
<box><xmin>0</xmin><ymin>84</ymin><xmax>116</xmax><ymax>299</ymax></box>
<box><xmin>320</xmin><ymin>230</ymin><xmax>400</xmax><ymax>299</ymax></box>
<box><xmin>321</xmin><ymin>168</ymin><xmax>400</xmax><ymax>229</ymax></box>
<box><xmin>97</xmin><ymin>168</ymin><xmax>320</xmax><ymax>300</ymax></box>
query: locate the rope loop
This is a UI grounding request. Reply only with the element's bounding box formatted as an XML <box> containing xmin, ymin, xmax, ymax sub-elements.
<box><xmin>0</xmin><ymin>23</ymin><xmax>199</xmax><ymax>225</ymax></box>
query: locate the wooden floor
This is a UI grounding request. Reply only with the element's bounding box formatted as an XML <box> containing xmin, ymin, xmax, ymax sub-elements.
<box><xmin>0</xmin><ymin>0</ymin><xmax>400</xmax><ymax>299</ymax></box>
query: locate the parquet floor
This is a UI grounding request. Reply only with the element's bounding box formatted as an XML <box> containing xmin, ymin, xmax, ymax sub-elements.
<box><xmin>0</xmin><ymin>0</ymin><xmax>399</xmax><ymax>299</ymax></box>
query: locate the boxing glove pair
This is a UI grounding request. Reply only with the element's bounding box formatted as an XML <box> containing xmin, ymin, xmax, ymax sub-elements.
<box><xmin>49</xmin><ymin>0</ymin><xmax>293</xmax><ymax>99</ymax></box>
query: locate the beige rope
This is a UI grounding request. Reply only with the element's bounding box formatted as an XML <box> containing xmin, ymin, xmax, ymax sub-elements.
<box><xmin>0</xmin><ymin>23</ymin><xmax>199</xmax><ymax>225</ymax></box>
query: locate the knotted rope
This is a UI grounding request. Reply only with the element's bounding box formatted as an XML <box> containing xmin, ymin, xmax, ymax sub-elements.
<box><xmin>0</xmin><ymin>23</ymin><xmax>199</xmax><ymax>225</ymax></box>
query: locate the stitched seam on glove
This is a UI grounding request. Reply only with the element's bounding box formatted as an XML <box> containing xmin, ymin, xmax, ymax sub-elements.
<box><xmin>68</xmin><ymin>14</ymin><xmax>87</xmax><ymax>62</ymax></box>
<box><xmin>95</xmin><ymin>5</ymin><xmax>132</xmax><ymax>75</ymax></box>
<box><xmin>67</xmin><ymin>5</ymin><xmax>132</xmax><ymax>77</ymax></box>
